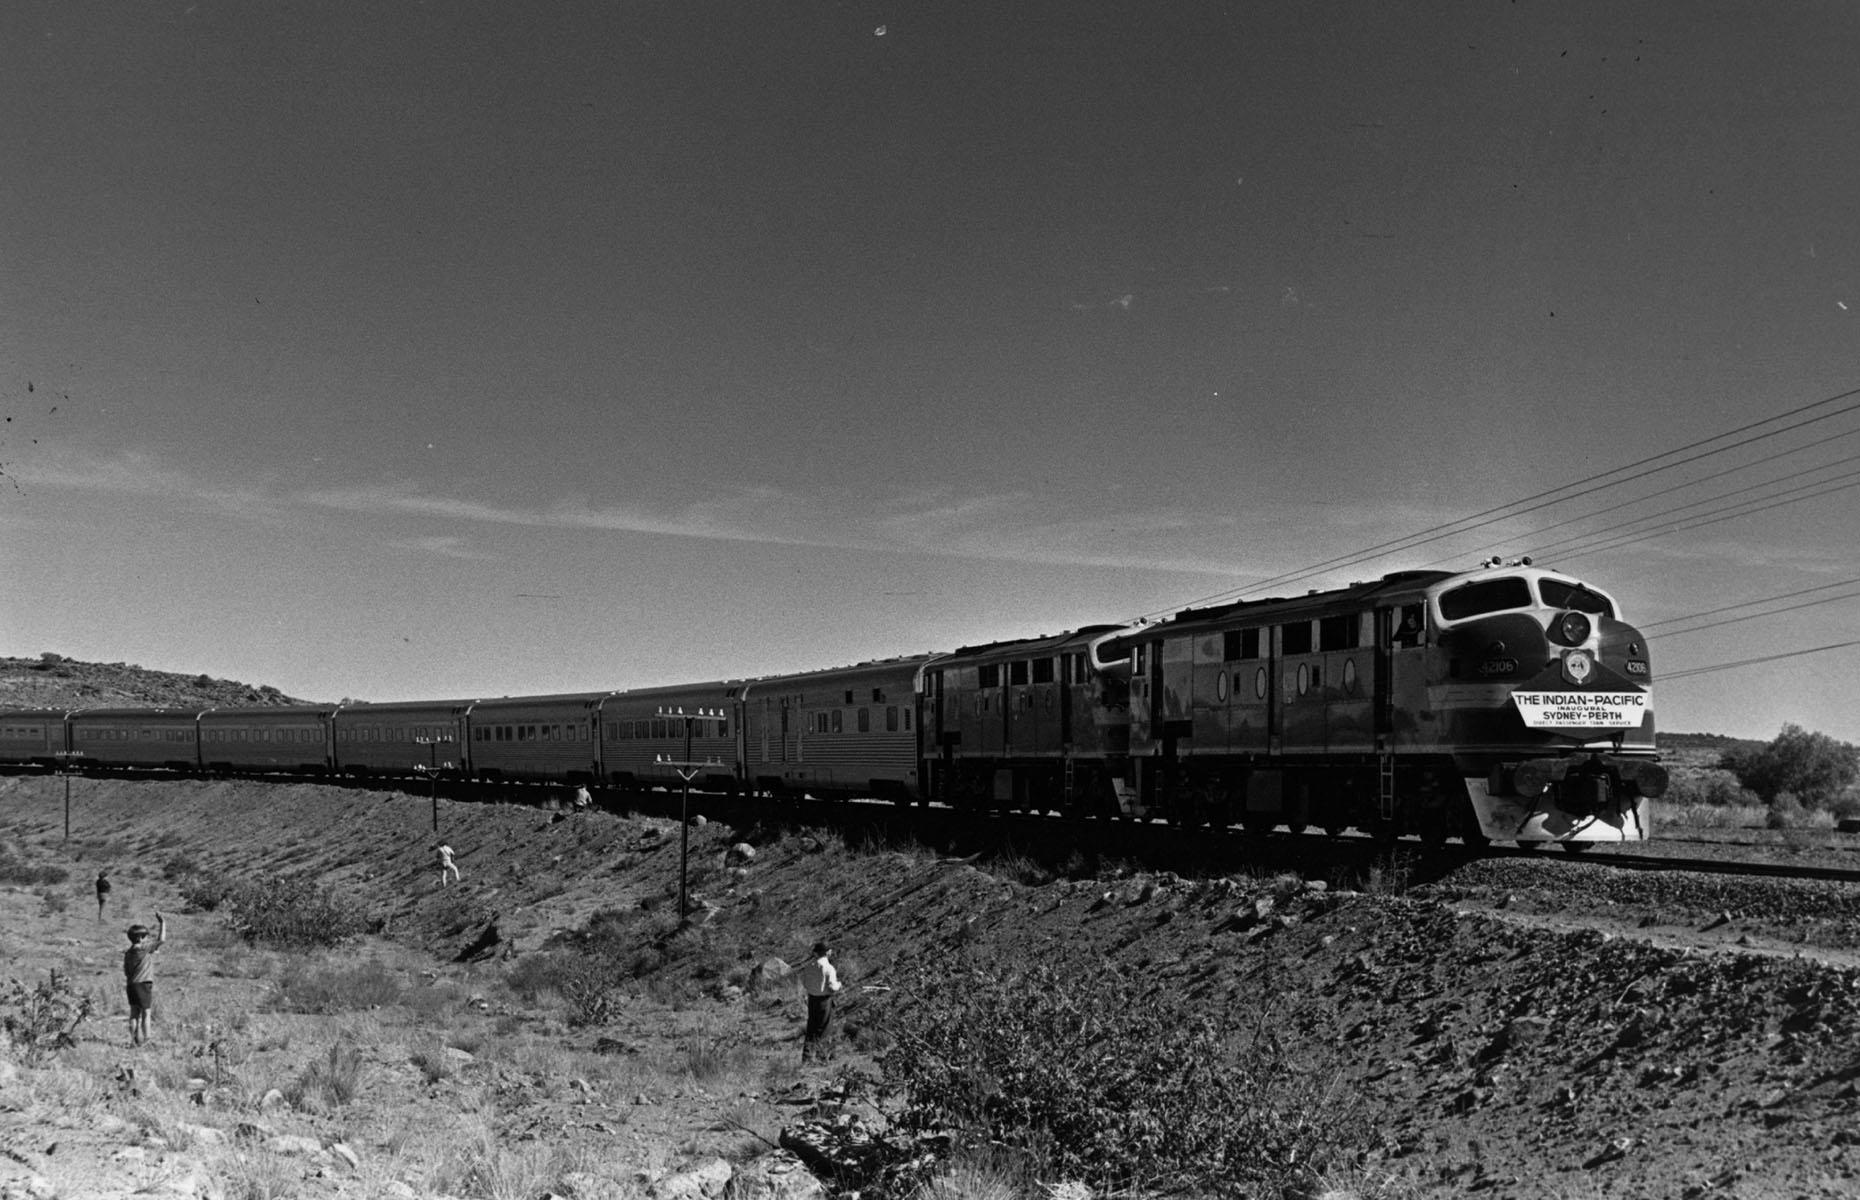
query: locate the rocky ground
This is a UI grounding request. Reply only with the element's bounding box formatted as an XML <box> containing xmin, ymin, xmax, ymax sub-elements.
<box><xmin>3</xmin><ymin>774</ymin><xmax>1860</xmax><ymax>1199</ymax></box>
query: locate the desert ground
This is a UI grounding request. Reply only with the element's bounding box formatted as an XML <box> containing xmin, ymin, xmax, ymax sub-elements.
<box><xmin>4</xmin><ymin>773</ymin><xmax>1860</xmax><ymax>1200</ymax></box>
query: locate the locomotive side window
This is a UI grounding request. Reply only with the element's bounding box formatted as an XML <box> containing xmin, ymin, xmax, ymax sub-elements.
<box><xmin>1032</xmin><ymin>657</ymin><xmax>1054</xmax><ymax>684</ymax></box>
<box><xmin>1318</xmin><ymin>614</ymin><xmax>1359</xmax><ymax>651</ymax></box>
<box><xmin>1010</xmin><ymin>661</ymin><xmax>1029</xmax><ymax>686</ymax></box>
<box><xmin>1439</xmin><ymin>576</ymin><xmax>1533</xmax><ymax>621</ymax></box>
<box><xmin>1538</xmin><ymin>578</ymin><xmax>1614</xmax><ymax>618</ymax></box>
<box><xmin>978</xmin><ymin>664</ymin><xmax>1001</xmax><ymax>688</ymax></box>
<box><xmin>1282</xmin><ymin>621</ymin><xmax>1313</xmax><ymax>655</ymax></box>
<box><xmin>1221</xmin><ymin>629</ymin><xmax>1262</xmax><ymax>661</ymax></box>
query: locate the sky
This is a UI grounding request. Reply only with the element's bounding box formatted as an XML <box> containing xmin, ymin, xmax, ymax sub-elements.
<box><xmin>3</xmin><ymin>1</ymin><xmax>1858</xmax><ymax>743</ymax></box>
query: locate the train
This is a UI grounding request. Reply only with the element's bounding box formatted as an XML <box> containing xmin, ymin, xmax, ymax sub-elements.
<box><xmin>0</xmin><ymin>558</ymin><xmax>1666</xmax><ymax>850</ymax></box>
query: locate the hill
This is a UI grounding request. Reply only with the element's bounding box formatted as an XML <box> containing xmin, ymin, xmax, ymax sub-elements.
<box><xmin>0</xmin><ymin>654</ymin><xmax>313</xmax><ymax>710</ymax></box>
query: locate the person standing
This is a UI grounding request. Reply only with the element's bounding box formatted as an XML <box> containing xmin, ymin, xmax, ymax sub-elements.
<box><xmin>437</xmin><ymin>843</ymin><xmax>460</xmax><ymax>886</ymax></box>
<box><xmin>799</xmin><ymin>941</ymin><xmax>843</xmax><ymax>1062</ymax></box>
<box><xmin>123</xmin><ymin>912</ymin><xmax>167</xmax><ymax>1047</ymax></box>
<box><xmin>95</xmin><ymin>869</ymin><xmax>112</xmax><ymax>921</ymax></box>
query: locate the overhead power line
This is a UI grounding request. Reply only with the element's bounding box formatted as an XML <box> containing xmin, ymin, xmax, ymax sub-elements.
<box><xmin>1138</xmin><ymin>383</ymin><xmax>1860</xmax><ymax>622</ymax></box>
<box><xmin>1660</xmin><ymin>640</ymin><xmax>1860</xmax><ymax>682</ymax></box>
<box><xmin>1640</xmin><ymin>576</ymin><xmax>1860</xmax><ymax>633</ymax></box>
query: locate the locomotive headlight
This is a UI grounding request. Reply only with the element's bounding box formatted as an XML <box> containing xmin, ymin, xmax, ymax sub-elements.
<box><xmin>1562</xmin><ymin>648</ymin><xmax>1596</xmax><ymax>685</ymax></box>
<box><xmin>1549</xmin><ymin>611</ymin><xmax>1592</xmax><ymax>647</ymax></box>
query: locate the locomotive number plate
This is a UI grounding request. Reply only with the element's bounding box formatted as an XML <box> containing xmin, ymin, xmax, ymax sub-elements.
<box><xmin>1512</xmin><ymin>691</ymin><xmax>1648</xmax><ymax>729</ymax></box>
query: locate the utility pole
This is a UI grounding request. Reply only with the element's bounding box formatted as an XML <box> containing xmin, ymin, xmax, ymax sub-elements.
<box><xmin>655</xmin><ymin>706</ymin><xmax>726</xmax><ymax>921</ymax></box>
<box><xmin>52</xmin><ymin>751</ymin><xmax>85</xmax><ymax>841</ymax></box>
<box><xmin>413</xmin><ymin>734</ymin><xmax>456</xmax><ymax>834</ymax></box>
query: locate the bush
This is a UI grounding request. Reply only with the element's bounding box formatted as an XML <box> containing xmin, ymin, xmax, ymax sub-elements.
<box><xmin>218</xmin><ymin>874</ymin><xmax>371</xmax><ymax>948</ymax></box>
<box><xmin>288</xmin><ymin>1041</ymin><xmax>367</xmax><ymax>1109</ymax></box>
<box><xmin>273</xmin><ymin>958</ymin><xmax>403</xmax><ymax>1013</ymax></box>
<box><xmin>1</xmin><ymin>971</ymin><xmax>94</xmax><ymax>1063</ymax></box>
<box><xmin>0</xmin><ymin>845</ymin><xmax>67</xmax><ymax>887</ymax></box>
<box><xmin>1721</xmin><ymin>724</ymin><xmax>1860</xmax><ymax>808</ymax></box>
<box><xmin>878</xmin><ymin>960</ymin><xmax>1359</xmax><ymax>1199</ymax></box>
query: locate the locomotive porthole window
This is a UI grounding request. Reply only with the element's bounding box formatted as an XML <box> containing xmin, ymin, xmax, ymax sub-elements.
<box><xmin>1343</xmin><ymin>658</ymin><xmax>1358</xmax><ymax>695</ymax></box>
<box><xmin>1216</xmin><ymin>670</ymin><xmax>1229</xmax><ymax>702</ymax></box>
<box><xmin>1255</xmin><ymin>667</ymin><xmax>1267</xmax><ymax>699</ymax></box>
<box><xmin>1297</xmin><ymin>664</ymin><xmax>1310</xmax><ymax>695</ymax></box>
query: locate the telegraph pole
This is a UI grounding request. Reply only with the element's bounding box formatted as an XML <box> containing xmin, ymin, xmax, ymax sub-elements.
<box><xmin>655</xmin><ymin>706</ymin><xmax>726</xmax><ymax>920</ymax></box>
<box><xmin>413</xmin><ymin>734</ymin><xmax>455</xmax><ymax>834</ymax></box>
<box><xmin>53</xmin><ymin>751</ymin><xmax>85</xmax><ymax>841</ymax></box>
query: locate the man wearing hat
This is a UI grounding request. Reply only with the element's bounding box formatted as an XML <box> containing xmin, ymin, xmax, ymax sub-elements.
<box><xmin>123</xmin><ymin>911</ymin><xmax>167</xmax><ymax>1047</ymax></box>
<box><xmin>798</xmin><ymin>940</ymin><xmax>842</xmax><ymax>1062</ymax></box>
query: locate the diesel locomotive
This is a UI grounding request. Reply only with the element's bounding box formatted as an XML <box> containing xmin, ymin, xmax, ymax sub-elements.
<box><xmin>0</xmin><ymin>559</ymin><xmax>1664</xmax><ymax>849</ymax></box>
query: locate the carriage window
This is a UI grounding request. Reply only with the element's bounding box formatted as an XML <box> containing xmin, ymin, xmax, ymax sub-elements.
<box><xmin>1538</xmin><ymin>578</ymin><xmax>1614</xmax><ymax>618</ymax></box>
<box><xmin>831</xmin><ymin>709</ymin><xmax>843</xmax><ymax>734</ymax></box>
<box><xmin>857</xmin><ymin>708</ymin><xmax>870</xmax><ymax>732</ymax></box>
<box><xmin>1319</xmin><ymin>614</ymin><xmax>1360</xmax><ymax>651</ymax></box>
<box><xmin>1281</xmin><ymin>622</ymin><xmax>1313</xmax><ymax>655</ymax></box>
<box><xmin>1439</xmin><ymin>576</ymin><xmax>1534</xmax><ymax>621</ymax></box>
<box><xmin>886</xmin><ymin>705</ymin><xmax>899</xmax><ymax>732</ymax></box>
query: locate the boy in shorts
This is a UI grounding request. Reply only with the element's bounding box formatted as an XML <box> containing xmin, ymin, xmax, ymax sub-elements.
<box><xmin>123</xmin><ymin>911</ymin><xmax>167</xmax><ymax>1047</ymax></box>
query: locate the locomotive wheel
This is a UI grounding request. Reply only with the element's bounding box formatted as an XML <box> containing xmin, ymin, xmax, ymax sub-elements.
<box><xmin>1559</xmin><ymin>841</ymin><xmax>1593</xmax><ymax>855</ymax></box>
<box><xmin>1515</xmin><ymin>840</ymin><xmax>1543</xmax><ymax>852</ymax></box>
<box><xmin>1324</xmin><ymin>823</ymin><xmax>1349</xmax><ymax>838</ymax></box>
<box><xmin>1240</xmin><ymin>813</ymin><xmax>1274</xmax><ymax>836</ymax></box>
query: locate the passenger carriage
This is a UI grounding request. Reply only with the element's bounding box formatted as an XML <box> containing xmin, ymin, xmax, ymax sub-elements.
<box><xmin>68</xmin><ymin>707</ymin><xmax>205</xmax><ymax>772</ymax></box>
<box><xmin>597</xmin><ymin>682</ymin><xmax>741</xmax><ymax>793</ymax></box>
<box><xmin>466</xmin><ymin>692</ymin><xmax>610</xmax><ymax>785</ymax></box>
<box><xmin>0</xmin><ymin>709</ymin><xmax>72</xmax><ymax>770</ymax></box>
<box><xmin>199</xmin><ymin>704</ymin><xmax>340</xmax><ymax>774</ymax></box>
<box><xmin>738</xmin><ymin>657</ymin><xmax>934</xmax><ymax>801</ymax></box>
<box><xmin>332</xmin><ymin>699</ymin><xmax>474</xmax><ymax>778</ymax></box>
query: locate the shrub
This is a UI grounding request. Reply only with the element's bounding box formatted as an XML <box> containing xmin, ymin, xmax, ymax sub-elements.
<box><xmin>288</xmin><ymin>1041</ymin><xmax>366</xmax><ymax>1109</ymax></box>
<box><xmin>219</xmin><ymin>874</ymin><xmax>371</xmax><ymax>948</ymax></box>
<box><xmin>0</xmin><ymin>845</ymin><xmax>66</xmax><ymax>887</ymax></box>
<box><xmin>1721</xmin><ymin>724</ymin><xmax>1860</xmax><ymax>808</ymax></box>
<box><xmin>273</xmin><ymin>958</ymin><xmax>403</xmax><ymax>1013</ymax></box>
<box><xmin>878</xmin><ymin>959</ymin><xmax>1360</xmax><ymax>1199</ymax></box>
<box><xmin>0</xmin><ymin>971</ymin><xmax>94</xmax><ymax>1063</ymax></box>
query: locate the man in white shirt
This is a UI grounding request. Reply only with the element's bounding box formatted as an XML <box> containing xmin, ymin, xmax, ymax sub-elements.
<box><xmin>799</xmin><ymin>941</ymin><xmax>842</xmax><ymax>1062</ymax></box>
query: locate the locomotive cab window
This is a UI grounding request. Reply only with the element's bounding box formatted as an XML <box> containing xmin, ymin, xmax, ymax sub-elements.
<box><xmin>1438</xmin><ymin>576</ymin><xmax>1533</xmax><ymax>621</ymax></box>
<box><xmin>1537</xmin><ymin>578</ymin><xmax>1614</xmax><ymax>618</ymax></box>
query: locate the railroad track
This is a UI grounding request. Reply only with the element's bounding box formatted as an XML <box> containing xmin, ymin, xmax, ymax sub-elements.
<box><xmin>24</xmin><ymin>765</ymin><xmax>1860</xmax><ymax>889</ymax></box>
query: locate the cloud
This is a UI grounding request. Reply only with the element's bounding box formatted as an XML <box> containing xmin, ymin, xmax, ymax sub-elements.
<box><xmin>14</xmin><ymin>442</ymin><xmax>1441</xmax><ymax>582</ymax></box>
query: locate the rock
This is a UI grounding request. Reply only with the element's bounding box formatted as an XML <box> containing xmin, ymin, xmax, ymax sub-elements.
<box><xmin>729</xmin><ymin>1150</ymin><xmax>826</xmax><ymax>1200</ymax></box>
<box><xmin>749</xmin><ymin>958</ymin><xmax>792</xmax><ymax>989</ymax></box>
<box><xmin>265</xmin><ymin>1134</ymin><xmax>326</xmax><ymax>1158</ymax></box>
<box><xmin>648</xmin><ymin>1158</ymin><xmax>731</xmax><ymax>1199</ymax></box>
<box><xmin>727</xmin><ymin>842</ymin><xmax>757</xmax><ymax>864</ymax></box>
<box><xmin>330</xmin><ymin>1142</ymin><xmax>360</xmax><ymax>1169</ymax></box>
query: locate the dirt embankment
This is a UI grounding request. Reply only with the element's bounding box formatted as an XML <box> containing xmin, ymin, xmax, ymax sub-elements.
<box><xmin>4</xmin><ymin>775</ymin><xmax>1860</xmax><ymax>1199</ymax></box>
